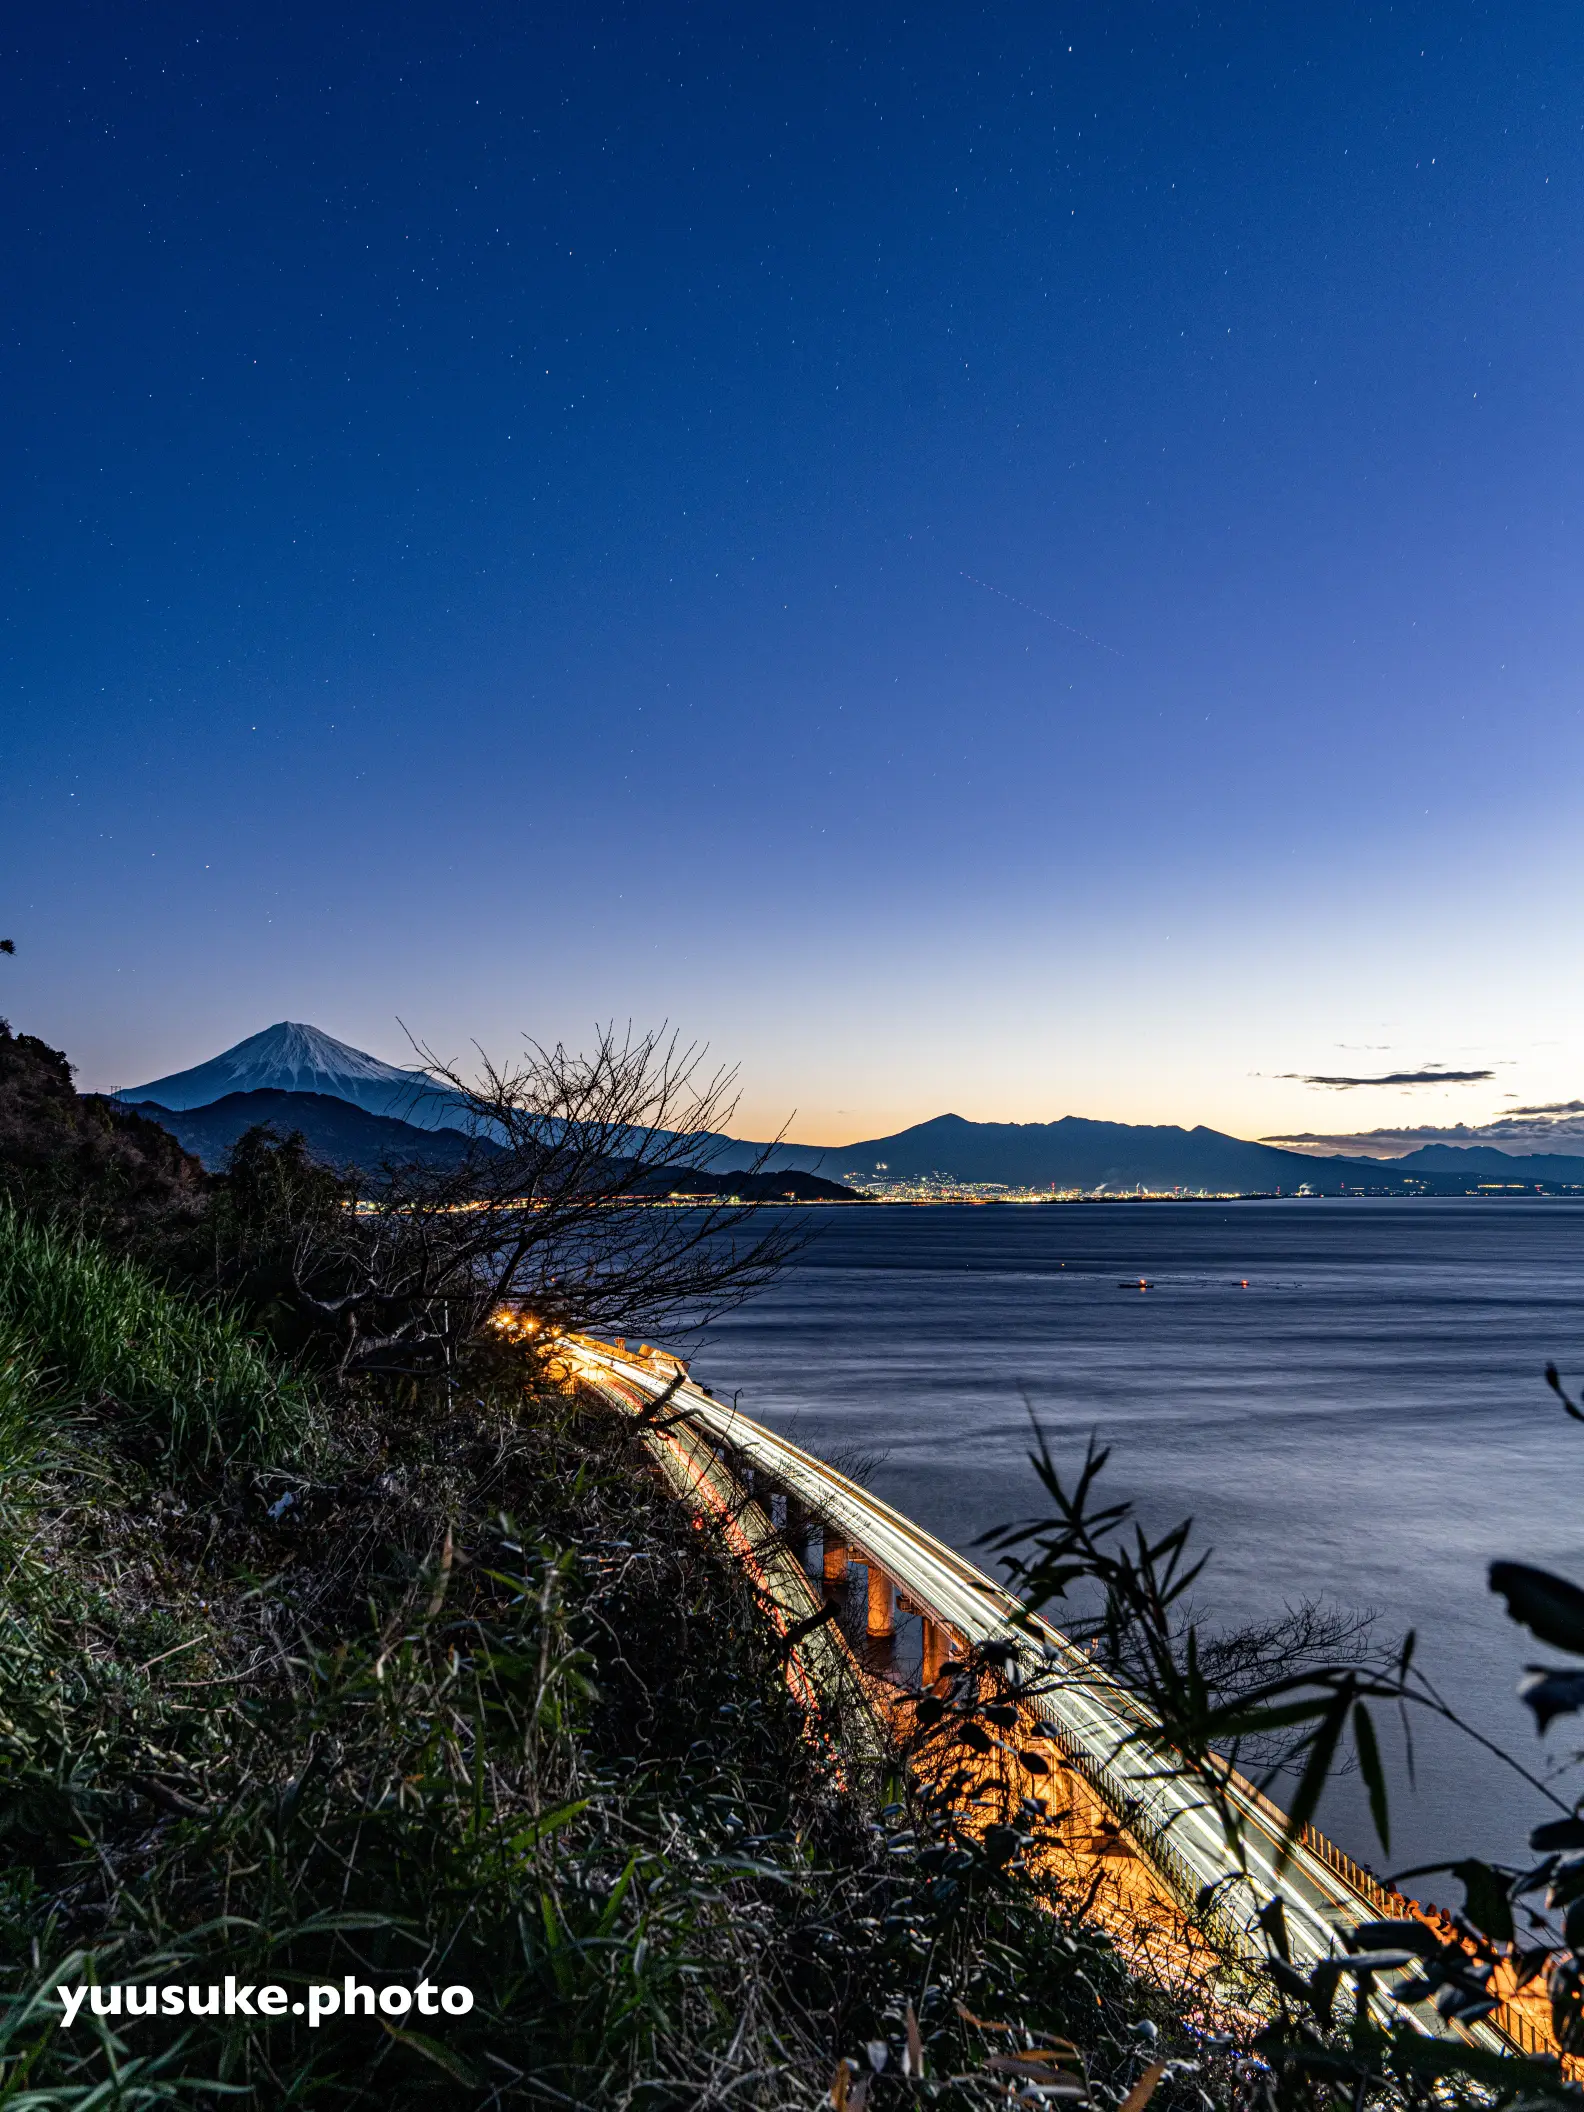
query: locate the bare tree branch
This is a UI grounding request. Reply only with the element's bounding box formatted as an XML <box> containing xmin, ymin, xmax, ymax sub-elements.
<box><xmin>266</xmin><ymin>1022</ymin><xmax>805</xmax><ymax>1378</ymax></box>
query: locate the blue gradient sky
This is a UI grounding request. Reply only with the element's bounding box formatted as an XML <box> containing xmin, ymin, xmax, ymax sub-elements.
<box><xmin>3</xmin><ymin>4</ymin><xmax>1581</xmax><ymax>1145</ymax></box>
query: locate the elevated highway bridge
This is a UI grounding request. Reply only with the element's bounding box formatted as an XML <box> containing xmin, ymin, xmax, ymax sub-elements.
<box><xmin>563</xmin><ymin>1331</ymin><xmax>1538</xmax><ymax>2062</ymax></box>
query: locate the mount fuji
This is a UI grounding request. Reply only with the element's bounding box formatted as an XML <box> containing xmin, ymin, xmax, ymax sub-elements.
<box><xmin>117</xmin><ymin>1021</ymin><xmax>845</xmax><ymax>1185</ymax></box>
<box><xmin>123</xmin><ymin>1022</ymin><xmax>467</xmax><ymax>1129</ymax></box>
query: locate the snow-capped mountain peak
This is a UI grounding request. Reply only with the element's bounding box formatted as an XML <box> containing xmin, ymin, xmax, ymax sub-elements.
<box><xmin>123</xmin><ymin>1021</ymin><xmax>464</xmax><ymax>1127</ymax></box>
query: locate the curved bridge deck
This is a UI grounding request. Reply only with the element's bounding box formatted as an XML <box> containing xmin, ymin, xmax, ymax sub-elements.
<box><xmin>566</xmin><ymin>1332</ymin><xmax>1530</xmax><ymax>2058</ymax></box>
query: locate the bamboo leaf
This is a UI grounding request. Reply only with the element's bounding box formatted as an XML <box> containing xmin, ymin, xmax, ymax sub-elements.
<box><xmin>1352</xmin><ymin>1700</ymin><xmax>1390</xmax><ymax>1857</ymax></box>
<box><xmin>1448</xmin><ymin>1858</ymin><xmax>1515</xmax><ymax>1945</ymax></box>
<box><xmin>379</xmin><ymin>2020</ymin><xmax>484</xmax><ymax>2086</ymax></box>
<box><xmin>1489</xmin><ymin>1562</ymin><xmax>1584</xmax><ymax>1655</ymax></box>
<box><xmin>1118</xmin><ymin>2060</ymin><xmax>1166</xmax><ymax>2112</ymax></box>
<box><xmin>596</xmin><ymin>1853</ymin><xmax>641</xmax><ymax>1936</ymax></box>
<box><xmin>1277</xmin><ymin>1691</ymin><xmax>1350</xmax><ymax>1870</ymax></box>
<box><xmin>905</xmin><ymin>2001</ymin><xmax>924</xmax><ymax>2080</ymax></box>
<box><xmin>505</xmin><ymin>1797</ymin><xmax>590</xmax><ymax>1854</ymax></box>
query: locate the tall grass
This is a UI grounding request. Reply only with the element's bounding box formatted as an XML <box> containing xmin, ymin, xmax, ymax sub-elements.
<box><xmin>0</xmin><ymin>1326</ymin><xmax>45</xmax><ymax>1485</ymax></box>
<box><xmin>0</xmin><ymin>1202</ymin><xmax>313</xmax><ymax>1468</ymax></box>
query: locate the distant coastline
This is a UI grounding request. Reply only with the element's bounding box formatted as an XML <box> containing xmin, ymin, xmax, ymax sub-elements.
<box><xmin>830</xmin><ymin>1178</ymin><xmax>1584</xmax><ymax>1205</ymax></box>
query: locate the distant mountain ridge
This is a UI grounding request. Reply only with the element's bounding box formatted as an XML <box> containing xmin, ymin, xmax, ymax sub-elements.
<box><xmin>774</xmin><ymin>1111</ymin><xmax>1361</xmax><ymax>1191</ymax></box>
<box><xmin>783</xmin><ymin>1111</ymin><xmax>1583</xmax><ymax>1192</ymax></box>
<box><xmin>1374</xmin><ymin>1143</ymin><xmax>1584</xmax><ymax>1182</ymax></box>
<box><xmin>119</xmin><ymin>1025</ymin><xmax>1584</xmax><ymax>1195</ymax></box>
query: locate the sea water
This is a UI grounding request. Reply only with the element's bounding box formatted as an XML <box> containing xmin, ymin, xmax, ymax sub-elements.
<box><xmin>695</xmin><ymin>1198</ymin><xmax>1584</xmax><ymax>1875</ymax></box>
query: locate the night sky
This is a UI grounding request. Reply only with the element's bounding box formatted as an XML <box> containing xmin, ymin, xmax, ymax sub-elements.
<box><xmin>4</xmin><ymin>4</ymin><xmax>1581</xmax><ymax>1146</ymax></box>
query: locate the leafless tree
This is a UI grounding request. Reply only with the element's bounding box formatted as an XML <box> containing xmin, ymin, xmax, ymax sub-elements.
<box><xmin>1088</xmin><ymin>1588</ymin><xmax>1376</xmax><ymax>1732</ymax></box>
<box><xmin>282</xmin><ymin>1024</ymin><xmax>806</xmax><ymax>1379</ymax></box>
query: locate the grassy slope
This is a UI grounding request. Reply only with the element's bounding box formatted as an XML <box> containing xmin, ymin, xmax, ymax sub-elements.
<box><xmin>0</xmin><ymin>1203</ymin><xmax>310</xmax><ymax>1467</ymax></box>
<box><xmin>0</xmin><ymin>1211</ymin><xmax>1215</xmax><ymax>2108</ymax></box>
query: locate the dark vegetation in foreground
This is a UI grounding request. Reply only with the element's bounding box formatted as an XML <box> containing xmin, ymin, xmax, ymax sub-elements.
<box><xmin>0</xmin><ymin>1020</ymin><xmax>1212</xmax><ymax>2108</ymax></box>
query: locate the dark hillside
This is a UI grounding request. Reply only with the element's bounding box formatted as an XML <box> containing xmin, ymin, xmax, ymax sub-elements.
<box><xmin>0</xmin><ymin>1020</ymin><xmax>208</xmax><ymax>1243</ymax></box>
<box><xmin>122</xmin><ymin>1090</ymin><xmax>862</xmax><ymax>1195</ymax></box>
<box><xmin>623</xmin><ymin>1161</ymin><xmax>863</xmax><ymax>1201</ymax></box>
<box><xmin>117</xmin><ymin>1087</ymin><xmax>498</xmax><ymax>1175</ymax></box>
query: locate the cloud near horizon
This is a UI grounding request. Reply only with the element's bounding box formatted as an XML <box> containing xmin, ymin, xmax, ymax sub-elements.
<box><xmin>1278</xmin><ymin>1066</ymin><xmax>1495</xmax><ymax>1089</ymax></box>
<box><xmin>1264</xmin><ymin>1102</ymin><xmax>1584</xmax><ymax>1159</ymax></box>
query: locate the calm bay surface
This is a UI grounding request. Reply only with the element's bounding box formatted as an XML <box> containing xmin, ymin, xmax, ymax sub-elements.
<box><xmin>695</xmin><ymin>1198</ymin><xmax>1584</xmax><ymax>1874</ymax></box>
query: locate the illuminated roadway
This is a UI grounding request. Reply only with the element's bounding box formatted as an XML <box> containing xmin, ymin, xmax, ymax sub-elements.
<box><xmin>567</xmin><ymin>1333</ymin><xmax>1512</xmax><ymax>2053</ymax></box>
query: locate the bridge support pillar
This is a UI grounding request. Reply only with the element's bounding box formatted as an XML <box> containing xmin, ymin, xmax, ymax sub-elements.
<box><xmin>866</xmin><ymin>1563</ymin><xmax>897</xmax><ymax>1639</ymax></box>
<box><xmin>920</xmin><ymin>1620</ymin><xmax>950</xmax><ymax>1686</ymax></box>
<box><xmin>822</xmin><ymin>1532</ymin><xmax>848</xmax><ymax>1592</ymax></box>
<box><xmin>781</xmin><ymin>1493</ymin><xmax>810</xmax><ymax>1565</ymax></box>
